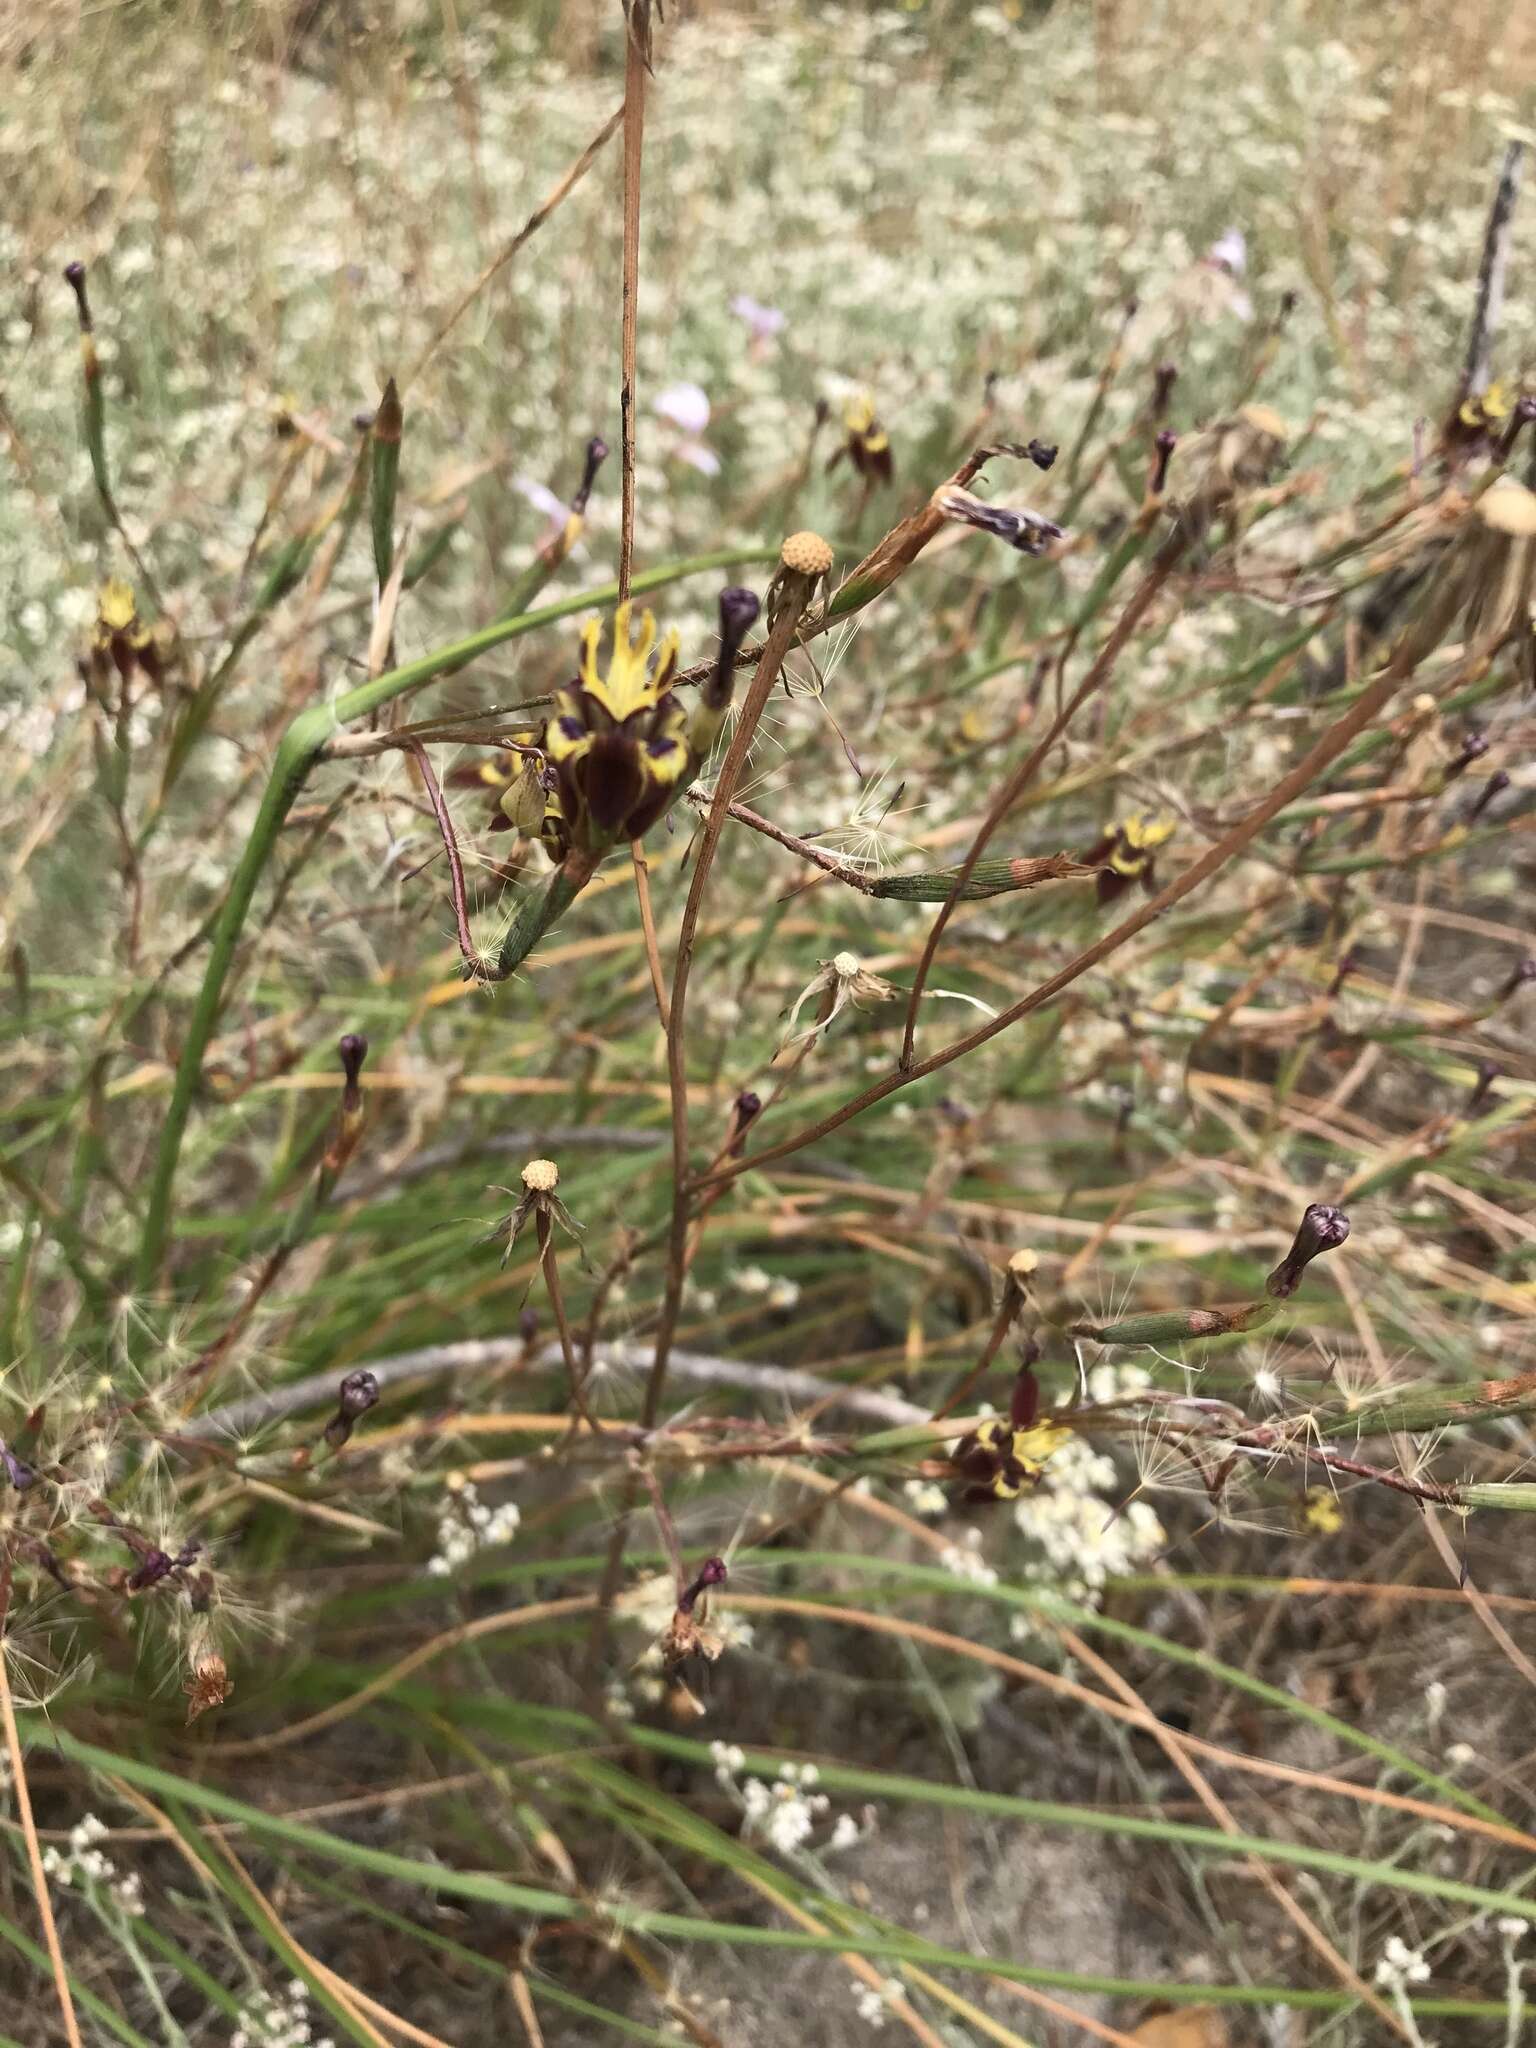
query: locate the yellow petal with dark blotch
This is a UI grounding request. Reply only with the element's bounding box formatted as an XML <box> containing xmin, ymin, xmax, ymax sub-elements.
<box><xmin>545</xmin><ymin>711</ymin><xmax>590</xmax><ymax>764</ymax></box>
<box><xmin>98</xmin><ymin>579</ymin><xmax>136</xmax><ymax>632</ymax></box>
<box><xmin>642</xmin><ymin>733</ymin><xmax>688</xmax><ymax>788</ymax></box>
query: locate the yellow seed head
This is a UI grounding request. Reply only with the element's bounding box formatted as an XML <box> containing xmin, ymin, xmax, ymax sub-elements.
<box><xmin>781</xmin><ymin>530</ymin><xmax>833</xmax><ymax>578</ymax></box>
<box><xmin>522</xmin><ymin>1158</ymin><xmax>560</xmax><ymax>1194</ymax></box>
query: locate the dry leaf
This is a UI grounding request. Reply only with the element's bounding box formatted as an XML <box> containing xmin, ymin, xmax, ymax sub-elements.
<box><xmin>1129</xmin><ymin>2009</ymin><xmax>1231</xmax><ymax>2048</ymax></box>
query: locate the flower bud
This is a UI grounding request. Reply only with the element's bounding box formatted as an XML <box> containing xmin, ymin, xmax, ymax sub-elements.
<box><xmin>572</xmin><ymin>434</ymin><xmax>610</xmax><ymax>514</ymax></box>
<box><xmin>338</xmin><ymin>1032</ymin><xmax>368</xmax><ymax>1112</ymax></box>
<box><xmin>677</xmin><ymin>1555</ymin><xmax>728</xmax><ymax>1613</ymax></box>
<box><xmin>1149</xmin><ymin>428</ymin><xmax>1177</xmax><ymax>496</ymax></box>
<box><xmin>1497</xmin><ymin>958</ymin><xmax>1536</xmax><ymax>1003</ymax></box>
<box><xmin>324</xmin><ymin>1368</ymin><xmax>380</xmax><ymax>1449</ymax></box>
<box><xmin>1468</xmin><ymin>769</ymin><xmax>1510</xmax><ymax>823</ymax></box>
<box><xmin>704</xmin><ymin>587</ymin><xmax>762</xmax><ymax>712</ymax></box>
<box><xmin>1265</xmin><ymin>1203</ymin><xmax>1350</xmax><ymax>1300</ymax></box>
<box><xmin>63</xmin><ymin>260</ymin><xmax>91</xmax><ymax>330</ymax></box>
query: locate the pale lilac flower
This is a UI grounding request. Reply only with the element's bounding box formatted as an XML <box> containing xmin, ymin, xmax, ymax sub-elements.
<box><xmin>513</xmin><ymin>474</ymin><xmax>570</xmax><ymax>524</ymax></box>
<box><xmin>653</xmin><ymin>381</ymin><xmax>719</xmax><ymax>474</ymax></box>
<box><xmin>1206</xmin><ymin>227</ymin><xmax>1247</xmax><ymax>276</ymax></box>
<box><xmin>653</xmin><ymin>381</ymin><xmax>711</xmax><ymax>436</ymax></box>
<box><xmin>731</xmin><ymin>293</ymin><xmax>786</xmax><ymax>340</ymax></box>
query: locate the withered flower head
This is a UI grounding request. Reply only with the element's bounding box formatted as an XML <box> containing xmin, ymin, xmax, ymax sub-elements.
<box><xmin>1165</xmin><ymin>404</ymin><xmax>1288</xmax><ymax>526</ymax></box>
<box><xmin>184</xmin><ymin>1649</ymin><xmax>232</xmax><ymax>1725</ymax></box>
<box><xmin>541</xmin><ymin>602</ymin><xmax>688</xmax><ymax>859</ymax></box>
<box><xmin>931</xmin><ymin>485</ymin><xmax>1064</xmax><ymax>557</ymax></box>
<box><xmin>781</xmin><ymin>951</ymin><xmax>897</xmax><ymax>1053</ymax></box>
<box><xmin>1395</xmin><ymin>478</ymin><xmax>1536</xmax><ymax>667</ymax></box>
<box><xmin>1265</xmin><ymin>1202</ymin><xmax>1350</xmax><ymax>1300</ymax></box>
<box><xmin>1087</xmin><ymin>813</ymin><xmax>1176</xmax><ymax>904</ymax></box>
<box><xmin>490</xmin><ymin>1157</ymin><xmax>583</xmax><ymax>1265</ymax></box>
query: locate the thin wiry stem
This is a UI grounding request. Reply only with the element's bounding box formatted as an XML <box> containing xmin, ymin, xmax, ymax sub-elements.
<box><xmin>703</xmin><ymin>635</ymin><xmax>1425</xmax><ymax>1196</ymax></box>
<box><xmin>405</xmin><ymin>104</ymin><xmax>623</xmax><ymax>389</ymax></box>
<box><xmin>629</xmin><ymin>839</ymin><xmax>670</xmax><ymax>1022</ymax></box>
<box><xmin>0</xmin><ymin>1571</ymin><xmax>84</xmax><ymax>2048</ymax></box>
<box><xmin>405</xmin><ymin>739</ymin><xmax>478</xmax><ymax>969</ymax></box>
<box><xmin>586</xmin><ymin>575</ymin><xmax>818</xmax><ymax>1675</ymax></box>
<box><xmin>1456</xmin><ymin>141</ymin><xmax>1524</xmax><ymax>414</ymax></box>
<box><xmin>898</xmin><ymin>542</ymin><xmax>1180</xmax><ymax>1067</ymax></box>
<box><xmin>617</xmin><ymin>11</ymin><xmax>648</xmax><ymax>600</ymax></box>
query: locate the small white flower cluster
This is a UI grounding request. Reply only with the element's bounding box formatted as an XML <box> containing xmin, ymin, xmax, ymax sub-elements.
<box><xmin>1374</xmin><ymin>1935</ymin><xmax>1431</xmax><ymax>1989</ymax></box>
<box><xmin>1008</xmin><ymin>1363</ymin><xmax>1165</xmax><ymax>1603</ymax></box>
<box><xmin>230</xmin><ymin>1980</ymin><xmax>334</xmax><ymax>2048</ymax></box>
<box><xmin>852</xmin><ymin>1978</ymin><xmax>905</xmax><ymax>2029</ymax></box>
<box><xmin>940</xmin><ymin>1532</ymin><xmax>998</xmax><ymax>1589</ymax></box>
<box><xmin>901</xmin><ymin>1478</ymin><xmax>949</xmax><ymax>1518</ymax></box>
<box><xmin>728</xmin><ymin>1264</ymin><xmax>801</xmax><ymax>1311</ymax></box>
<box><xmin>41</xmin><ymin>1813</ymin><xmax>144</xmax><ymax>1917</ymax></box>
<box><xmin>425</xmin><ymin>1478</ymin><xmax>520</xmax><ymax>1578</ymax></box>
<box><xmin>710</xmin><ymin>1747</ymin><xmax>865</xmax><ymax>1860</ymax></box>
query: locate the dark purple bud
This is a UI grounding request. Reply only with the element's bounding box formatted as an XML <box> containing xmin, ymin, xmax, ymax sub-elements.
<box><xmin>1278</xmin><ymin>289</ymin><xmax>1299</xmax><ymax>320</ymax></box>
<box><xmin>1150</xmin><ymin>429</ymin><xmax>1177</xmax><ymax>496</ymax></box>
<box><xmin>706</xmin><ymin>587</ymin><xmax>761</xmax><ymax>710</ymax></box>
<box><xmin>728</xmin><ymin>1088</ymin><xmax>762</xmax><ymax>1157</ymax></box>
<box><xmin>126</xmin><ymin>1547</ymin><xmax>174</xmax><ymax>1593</ymax></box>
<box><xmin>813</xmin><ymin>397</ymin><xmax>830</xmax><ymax>428</ymax></box>
<box><xmin>518</xmin><ymin>1304</ymin><xmax>540</xmax><ymax>1345</ymax></box>
<box><xmin>1326</xmin><ymin>948</ymin><xmax>1359</xmax><ymax>999</ymax></box>
<box><xmin>572</xmin><ymin>434</ymin><xmax>610</xmax><ymax>514</ymax></box>
<box><xmin>1497</xmin><ymin>958</ymin><xmax>1536</xmax><ymax>1003</ymax></box>
<box><xmin>353</xmin><ymin>409</ymin><xmax>377</xmax><ymax>434</ymax></box>
<box><xmin>1448</xmin><ymin>730</ymin><xmax>1489</xmax><ymax>778</ymax></box>
<box><xmin>338</xmin><ymin>1032</ymin><xmax>368</xmax><ymax>1109</ymax></box>
<box><xmin>1151</xmin><ymin>362</ymin><xmax>1179</xmax><ymax>420</ymax></box>
<box><xmin>1122</xmin><ymin>296</ymin><xmax>1140</xmax><ymax>321</ymax></box>
<box><xmin>1467</xmin><ymin>1059</ymin><xmax>1500</xmax><ymax>1115</ymax></box>
<box><xmin>1266</xmin><ymin>1203</ymin><xmax>1350</xmax><ymax>1300</ymax></box>
<box><xmin>678</xmin><ymin>1555</ymin><xmax>728</xmax><ymax>1613</ymax></box>
<box><xmin>1009</xmin><ymin>1356</ymin><xmax>1041</xmax><ymax>1430</ymax></box>
<box><xmin>1025</xmin><ymin>439</ymin><xmax>1058</xmax><ymax>471</ymax></box>
<box><xmin>1467</xmin><ymin>769</ymin><xmax>1510</xmax><ymax>823</ymax></box>
<box><xmin>324</xmin><ymin>1368</ymin><xmax>380</xmax><ymax>1448</ymax></box>
<box><xmin>63</xmin><ymin>260</ymin><xmax>91</xmax><ymax>329</ymax></box>
<box><xmin>173</xmin><ymin>1541</ymin><xmax>202</xmax><ymax>1570</ymax></box>
<box><xmin>0</xmin><ymin>1442</ymin><xmax>35</xmax><ymax>1491</ymax></box>
<box><xmin>337</xmin><ymin>1369</ymin><xmax>380</xmax><ymax>1421</ymax></box>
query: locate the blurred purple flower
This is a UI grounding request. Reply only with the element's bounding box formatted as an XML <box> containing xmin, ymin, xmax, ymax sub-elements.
<box><xmin>730</xmin><ymin>293</ymin><xmax>786</xmax><ymax>341</ymax></box>
<box><xmin>654</xmin><ymin>381</ymin><xmax>711</xmax><ymax>436</ymax></box>
<box><xmin>653</xmin><ymin>381</ymin><xmax>720</xmax><ymax>475</ymax></box>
